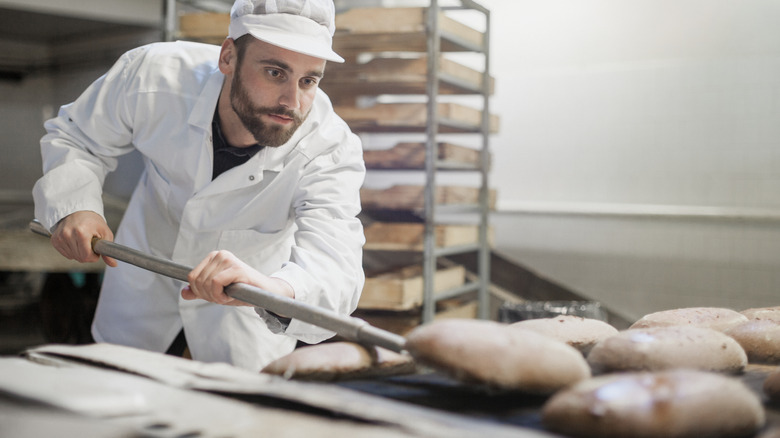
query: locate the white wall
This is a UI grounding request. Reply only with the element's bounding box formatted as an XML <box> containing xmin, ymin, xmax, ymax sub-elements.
<box><xmin>3</xmin><ymin>0</ymin><xmax>778</xmax><ymax>322</ymax></box>
<box><xmin>478</xmin><ymin>0</ymin><xmax>780</xmax><ymax>321</ymax></box>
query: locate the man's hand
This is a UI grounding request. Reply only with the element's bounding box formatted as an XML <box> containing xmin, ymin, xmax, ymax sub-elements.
<box><xmin>182</xmin><ymin>250</ymin><xmax>295</xmax><ymax>306</ymax></box>
<box><xmin>51</xmin><ymin>211</ymin><xmax>118</xmax><ymax>267</ymax></box>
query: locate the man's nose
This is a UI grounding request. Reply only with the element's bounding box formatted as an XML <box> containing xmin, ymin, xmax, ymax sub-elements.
<box><xmin>278</xmin><ymin>82</ymin><xmax>300</xmax><ymax>110</ymax></box>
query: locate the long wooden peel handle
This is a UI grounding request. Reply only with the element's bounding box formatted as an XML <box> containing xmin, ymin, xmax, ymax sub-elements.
<box><xmin>29</xmin><ymin>220</ymin><xmax>408</xmax><ymax>353</ymax></box>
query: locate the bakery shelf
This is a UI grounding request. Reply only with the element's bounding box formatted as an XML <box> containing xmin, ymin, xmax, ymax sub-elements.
<box><xmin>322</xmin><ymin>56</ymin><xmax>494</xmax><ymax>97</ymax></box>
<box><xmin>364</xmin><ymin>222</ymin><xmax>493</xmax><ymax>251</ymax></box>
<box><xmin>359</xmin><ymin>263</ymin><xmax>466</xmax><ymax>311</ymax></box>
<box><xmin>334</xmin><ymin>102</ymin><xmax>499</xmax><ymax>134</ymax></box>
<box><xmin>360</xmin><ymin>185</ymin><xmax>496</xmax><ymax>212</ymax></box>
<box><xmin>363</xmin><ymin>142</ymin><xmax>486</xmax><ymax>171</ymax></box>
<box><xmin>333</xmin><ymin>7</ymin><xmax>484</xmax><ymax>54</ymax></box>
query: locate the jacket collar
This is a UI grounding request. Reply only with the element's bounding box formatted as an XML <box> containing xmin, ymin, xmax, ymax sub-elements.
<box><xmin>188</xmin><ymin>67</ymin><xmax>224</xmax><ymax>130</ymax></box>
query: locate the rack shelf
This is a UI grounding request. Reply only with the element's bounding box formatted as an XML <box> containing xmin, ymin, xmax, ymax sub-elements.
<box><xmin>334</xmin><ymin>1</ymin><xmax>494</xmax><ymax>325</ymax></box>
<box><xmin>323</xmin><ymin>56</ymin><xmax>494</xmax><ymax>97</ymax></box>
<box><xmin>333</xmin><ymin>7</ymin><xmax>484</xmax><ymax>54</ymax></box>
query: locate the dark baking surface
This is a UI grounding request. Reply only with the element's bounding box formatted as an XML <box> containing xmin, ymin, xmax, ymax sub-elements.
<box><xmin>337</xmin><ymin>371</ymin><xmax>550</xmax><ymax>429</ymax></box>
<box><xmin>336</xmin><ymin>365</ymin><xmax>780</xmax><ymax>437</ymax></box>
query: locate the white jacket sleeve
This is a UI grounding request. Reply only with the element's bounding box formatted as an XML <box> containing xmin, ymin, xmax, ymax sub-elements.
<box><xmin>263</xmin><ymin>118</ymin><xmax>366</xmax><ymax>344</ymax></box>
<box><xmin>33</xmin><ymin>47</ymin><xmax>143</xmax><ymax>231</ymax></box>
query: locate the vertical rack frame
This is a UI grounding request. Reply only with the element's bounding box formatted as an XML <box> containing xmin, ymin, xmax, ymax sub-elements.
<box><xmin>422</xmin><ymin>0</ymin><xmax>442</xmax><ymax>324</ymax></box>
<box><xmin>422</xmin><ymin>0</ymin><xmax>491</xmax><ymax>323</ymax></box>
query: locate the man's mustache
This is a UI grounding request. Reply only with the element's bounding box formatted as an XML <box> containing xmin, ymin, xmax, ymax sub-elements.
<box><xmin>257</xmin><ymin>106</ymin><xmax>301</xmax><ymax>123</ymax></box>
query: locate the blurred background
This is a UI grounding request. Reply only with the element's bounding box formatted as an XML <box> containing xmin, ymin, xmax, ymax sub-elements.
<box><xmin>1</xmin><ymin>0</ymin><xmax>778</xmax><ymax>351</ymax></box>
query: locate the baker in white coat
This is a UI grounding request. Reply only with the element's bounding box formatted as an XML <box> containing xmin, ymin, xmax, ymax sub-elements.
<box><xmin>32</xmin><ymin>0</ymin><xmax>366</xmax><ymax>371</ymax></box>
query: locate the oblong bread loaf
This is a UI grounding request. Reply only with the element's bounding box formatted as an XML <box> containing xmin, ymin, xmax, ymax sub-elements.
<box><xmin>542</xmin><ymin>369</ymin><xmax>765</xmax><ymax>438</ymax></box>
<box><xmin>261</xmin><ymin>342</ymin><xmax>415</xmax><ymax>381</ymax></box>
<box><xmin>405</xmin><ymin>319</ymin><xmax>590</xmax><ymax>393</ymax></box>
<box><xmin>630</xmin><ymin>307</ymin><xmax>748</xmax><ymax>332</ymax></box>
<box><xmin>757</xmin><ymin>427</ymin><xmax>780</xmax><ymax>438</ymax></box>
<box><xmin>509</xmin><ymin>315</ymin><xmax>618</xmax><ymax>356</ymax></box>
<box><xmin>741</xmin><ymin>306</ymin><xmax>780</xmax><ymax>323</ymax></box>
<box><xmin>725</xmin><ymin>320</ymin><xmax>780</xmax><ymax>364</ymax></box>
<box><xmin>587</xmin><ymin>326</ymin><xmax>747</xmax><ymax>374</ymax></box>
<box><xmin>763</xmin><ymin>368</ymin><xmax>780</xmax><ymax>402</ymax></box>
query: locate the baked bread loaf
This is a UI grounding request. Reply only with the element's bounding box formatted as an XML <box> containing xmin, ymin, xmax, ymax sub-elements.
<box><xmin>764</xmin><ymin>368</ymin><xmax>780</xmax><ymax>402</ymax></box>
<box><xmin>509</xmin><ymin>315</ymin><xmax>618</xmax><ymax>356</ymax></box>
<box><xmin>741</xmin><ymin>306</ymin><xmax>780</xmax><ymax>323</ymax></box>
<box><xmin>542</xmin><ymin>369</ymin><xmax>765</xmax><ymax>438</ymax></box>
<box><xmin>587</xmin><ymin>326</ymin><xmax>747</xmax><ymax>374</ymax></box>
<box><xmin>757</xmin><ymin>427</ymin><xmax>780</xmax><ymax>438</ymax></box>
<box><xmin>404</xmin><ymin>319</ymin><xmax>590</xmax><ymax>393</ymax></box>
<box><xmin>261</xmin><ymin>342</ymin><xmax>415</xmax><ymax>381</ymax></box>
<box><xmin>725</xmin><ymin>320</ymin><xmax>780</xmax><ymax>364</ymax></box>
<box><xmin>630</xmin><ymin>307</ymin><xmax>748</xmax><ymax>332</ymax></box>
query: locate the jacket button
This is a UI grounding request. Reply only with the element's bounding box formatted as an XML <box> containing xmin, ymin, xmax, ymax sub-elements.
<box><xmin>249</xmin><ymin>175</ymin><xmax>255</xmax><ymax>181</ymax></box>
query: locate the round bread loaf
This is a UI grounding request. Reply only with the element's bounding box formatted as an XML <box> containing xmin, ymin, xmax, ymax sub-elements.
<box><xmin>725</xmin><ymin>320</ymin><xmax>780</xmax><ymax>364</ymax></box>
<box><xmin>741</xmin><ymin>306</ymin><xmax>780</xmax><ymax>323</ymax></box>
<box><xmin>630</xmin><ymin>307</ymin><xmax>748</xmax><ymax>332</ymax></box>
<box><xmin>509</xmin><ymin>315</ymin><xmax>618</xmax><ymax>356</ymax></box>
<box><xmin>404</xmin><ymin>319</ymin><xmax>590</xmax><ymax>393</ymax></box>
<box><xmin>764</xmin><ymin>368</ymin><xmax>780</xmax><ymax>402</ymax></box>
<box><xmin>587</xmin><ymin>326</ymin><xmax>747</xmax><ymax>374</ymax></box>
<box><xmin>757</xmin><ymin>427</ymin><xmax>780</xmax><ymax>438</ymax></box>
<box><xmin>261</xmin><ymin>342</ymin><xmax>415</xmax><ymax>381</ymax></box>
<box><xmin>542</xmin><ymin>369</ymin><xmax>765</xmax><ymax>438</ymax></box>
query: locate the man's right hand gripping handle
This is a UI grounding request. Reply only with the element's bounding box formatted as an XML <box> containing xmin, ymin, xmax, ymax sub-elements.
<box><xmin>50</xmin><ymin>211</ymin><xmax>118</xmax><ymax>267</ymax></box>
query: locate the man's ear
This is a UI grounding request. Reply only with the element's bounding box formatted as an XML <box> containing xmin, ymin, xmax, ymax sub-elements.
<box><xmin>218</xmin><ymin>38</ymin><xmax>237</xmax><ymax>75</ymax></box>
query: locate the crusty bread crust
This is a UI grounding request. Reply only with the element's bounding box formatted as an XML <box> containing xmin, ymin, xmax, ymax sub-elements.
<box><xmin>725</xmin><ymin>320</ymin><xmax>780</xmax><ymax>364</ymax></box>
<box><xmin>630</xmin><ymin>307</ymin><xmax>748</xmax><ymax>332</ymax></box>
<box><xmin>741</xmin><ymin>306</ymin><xmax>780</xmax><ymax>323</ymax></box>
<box><xmin>261</xmin><ymin>342</ymin><xmax>416</xmax><ymax>381</ymax></box>
<box><xmin>542</xmin><ymin>370</ymin><xmax>765</xmax><ymax>438</ymax></box>
<box><xmin>405</xmin><ymin>319</ymin><xmax>590</xmax><ymax>393</ymax></box>
<box><xmin>763</xmin><ymin>368</ymin><xmax>780</xmax><ymax>402</ymax></box>
<box><xmin>509</xmin><ymin>315</ymin><xmax>618</xmax><ymax>356</ymax></box>
<box><xmin>587</xmin><ymin>326</ymin><xmax>747</xmax><ymax>374</ymax></box>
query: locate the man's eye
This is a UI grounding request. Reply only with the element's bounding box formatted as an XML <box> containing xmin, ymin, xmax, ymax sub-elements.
<box><xmin>266</xmin><ymin>69</ymin><xmax>283</xmax><ymax>78</ymax></box>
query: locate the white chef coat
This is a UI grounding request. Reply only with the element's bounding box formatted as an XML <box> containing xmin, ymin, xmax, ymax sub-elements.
<box><xmin>32</xmin><ymin>41</ymin><xmax>366</xmax><ymax>371</ymax></box>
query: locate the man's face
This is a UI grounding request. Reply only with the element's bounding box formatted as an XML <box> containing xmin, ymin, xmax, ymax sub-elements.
<box><xmin>230</xmin><ymin>39</ymin><xmax>326</xmax><ymax>147</ymax></box>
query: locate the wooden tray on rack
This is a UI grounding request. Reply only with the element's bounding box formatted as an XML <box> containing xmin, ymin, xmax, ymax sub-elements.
<box><xmin>180</xmin><ymin>7</ymin><xmax>485</xmax><ymax>53</ymax></box>
<box><xmin>363</xmin><ymin>142</ymin><xmax>487</xmax><ymax>170</ymax></box>
<box><xmin>360</xmin><ymin>185</ymin><xmax>497</xmax><ymax>211</ymax></box>
<box><xmin>321</xmin><ymin>56</ymin><xmax>494</xmax><ymax>97</ymax></box>
<box><xmin>178</xmin><ymin>12</ymin><xmax>229</xmax><ymax>44</ymax></box>
<box><xmin>360</xmin><ymin>263</ymin><xmax>466</xmax><ymax>311</ymax></box>
<box><xmin>364</xmin><ymin>222</ymin><xmax>493</xmax><ymax>251</ymax></box>
<box><xmin>335</xmin><ymin>103</ymin><xmax>500</xmax><ymax>133</ymax></box>
<box><xmin>334</xmin><ymin>7</ymin><xmax>484</xmax><ymax>54</ymax></box>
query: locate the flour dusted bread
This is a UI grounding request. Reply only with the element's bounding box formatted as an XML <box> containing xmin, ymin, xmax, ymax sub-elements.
<box><xmin>741</xmin><ymin>306</ymin><xmax>780</xmax><ymax>323</ymax></box>
<box><xmin>542</xmin><ymin>369</ymin><xmax>765</xmax><ymax>438</ymax></box>
<box><xmin>630</xmin><ymin>307</ymin><xmax>748</xmax><ymax>332</ymax></box>
<box><xmin>509</xmin><ymin>315</ymin><xmax>618</xmax><ymax>355</ymax></box>
<box><xmin>587</xmin><ymin>325</ymin><xmax>747</xmax><ymax>374</ymax></box>
<box><xmin>725</xmin><ymin>320</ymin><xmax>780</xmax><ymax>364</ymax></box>
<box><xmin>764</xmin><ymin>368</ymin><xmax>780</xmax><ymax>402</ymax></box>
<box><xmin>405</xmin><ymin>319</ymin><xmax>590</xmax><ymax>393</ymax></box>
<box><xmin>261</xmin><ymin>342</ymin><xmax>415</xmax><ymax>381</ymax></box>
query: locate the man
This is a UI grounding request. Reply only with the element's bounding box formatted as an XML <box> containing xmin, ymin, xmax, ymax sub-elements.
<box><xmin>32</xmin><ymin>0</ymin><xmax>365</xmax><ymax>371</ymax></box>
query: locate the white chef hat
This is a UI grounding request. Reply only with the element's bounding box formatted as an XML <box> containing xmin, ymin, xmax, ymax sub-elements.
<box><xmin>228</xmin><ymin>0</ymin><xmax>344</xmax><ymax>63</ymax></box>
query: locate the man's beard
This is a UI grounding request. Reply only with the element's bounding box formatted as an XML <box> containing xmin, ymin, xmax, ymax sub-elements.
<box><xmin>230</xmin><ymin>70</ymin><xmax>307</xmax><ymax>147</ymax></box>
